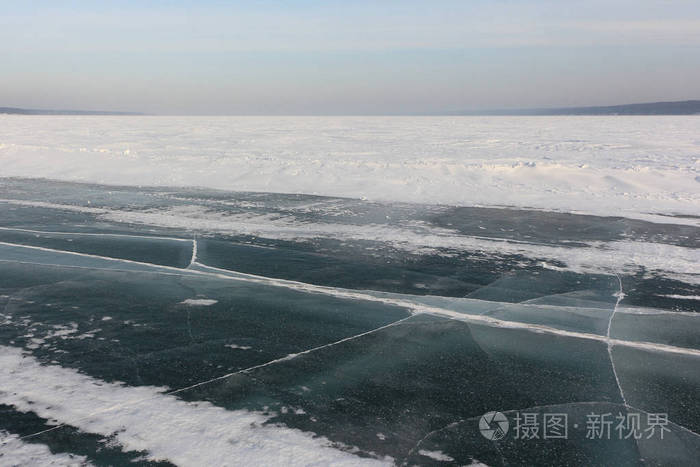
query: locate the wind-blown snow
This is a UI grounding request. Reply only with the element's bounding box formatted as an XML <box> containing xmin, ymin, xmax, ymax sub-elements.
<box><xmin>1</xmin><ymin>115</ymin><xmax>698</xmax><ymax>224</ymax></box>
<box><xmin>4</xmin><ymin>199</ymin><xmax>696</xmax><ymax>283</ymax></box>
<box><xmin>1</xmin><ymin>197</ymin><xmax>697</xmax><ymax>284</ymax></box>
<box><xmin>106</xmin><ymin>205</ymin><xmax>699</xmax><ymax>283</ymax></box>
<box><xmin>0</xmin><ymin>346</ymin><xmax>390</xmax><ymax>466</ymax></box>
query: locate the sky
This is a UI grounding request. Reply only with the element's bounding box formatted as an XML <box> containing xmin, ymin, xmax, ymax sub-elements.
<box><xmin>1</xmin><ymin>0</ymin><xmax>700</xmax><ymax>115</ymax></box>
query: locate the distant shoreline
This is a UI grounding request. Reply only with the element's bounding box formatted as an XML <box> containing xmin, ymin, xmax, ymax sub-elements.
<box><xmin>2</xmin><ymin>100</ymin><xmax>700</xmax><ymax>116</ymax></box>
<box><xmin>0</xmin><ymin>107</ymin><xmax>143</xmax><ymax>116</ymax></box>
<box><xmin>443</xmin><ymin>100</ymin><xmax>700</xmax><ymax>116</ymax></box>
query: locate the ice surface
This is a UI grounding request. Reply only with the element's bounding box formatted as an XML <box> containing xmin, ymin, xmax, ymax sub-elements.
<box><xmin>1</xmin><ymin>179</ymin><xmax>698</xmax><ymax>290</ymax></box>
<box><xmin>404</xmin><ymin>402</ymin><xmax>700</xmax><ymax>466</ymax></box>
<box><xmin>0</xmin><ymin>165</ymin><xmax>698</xmax><ymax>464</ymax></box>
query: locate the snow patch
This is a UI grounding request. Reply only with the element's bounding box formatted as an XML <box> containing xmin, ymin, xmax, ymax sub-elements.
<box><xmin>0</xmin><ymin>431</ymin><xmax>92</xmax><ymax>466</ymax></box>
<box><xmin>0</xmin><ymin>345</ymin><xmax>391</xmax><ymax>466</ymax></box>
<box><xmin>179</xmin><ymin>298</ymin><xmax>218</xmax><ymax>306</ymax></box>
<box><xmin>418</xmin><ymin>449</ymin><xmax>455</xmax><ymax>462</ymax></box>
<box><xmin>655</xmin><ymin>294</ymin><xmax>700</xmax><ymax>300</ymax></box>
<box><xmin>225</xmin><ymin>344</ymin><xmax>252</xmax><ymax>350</ymax></box>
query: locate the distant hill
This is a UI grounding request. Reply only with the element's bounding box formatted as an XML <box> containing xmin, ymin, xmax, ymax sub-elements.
<box><xmin>0</xmin><ymin>107</ymin><xmax>143</xmax><ymax>116</ymax></box>
<box><xmin>448</xmin><ymin>100</ymin><xmax>700</xmax><ymax>116</ymax></box>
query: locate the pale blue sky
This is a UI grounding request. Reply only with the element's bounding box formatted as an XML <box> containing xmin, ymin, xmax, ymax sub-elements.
<box><xmin>1</xmin><ymin>0</ymin><xmax>699</xmax><ymax>114</ymax></box>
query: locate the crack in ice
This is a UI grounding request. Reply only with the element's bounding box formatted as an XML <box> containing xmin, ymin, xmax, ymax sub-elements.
<box><xmin>188</xmin><ymin>236</ymin><xmax>198</xmax><ymax>267</ymax></box>
<box><xmin>0</xmin><ymin>225</ymin><xmax>190</xmax><ymax>243</ymax></box>
<box><xmin>1</xmin><ymin>241</ymin><xmax>699</xmax><ymax>359</ymax></box>
<box><xmin>13</xmin><ymin>315</ymin><xmax>415</xmax><ymax>443</ymax></box>
<box><xmin>402</xmin><ymin>419</ymin><xmax>463</xmax><ymax>466</ymax></box>
<box><xmin>607</xmin><ymin>273</ymin><xmax>628</xmax><ymax>407</ymax></box>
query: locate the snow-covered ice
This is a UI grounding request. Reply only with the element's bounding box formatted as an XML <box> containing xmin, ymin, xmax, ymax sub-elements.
<box><xmin>1</xmin><ymin>115</ymin><xmax>698</xmax><ymax>224</ymax></box>
<box><xmin>0</xmin><ymin>346</ymin><xmax>390</xmax><ymax>466</ymax></box>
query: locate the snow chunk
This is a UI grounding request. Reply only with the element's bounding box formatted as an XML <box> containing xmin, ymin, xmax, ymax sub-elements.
<box><xmin>179</xmin><ymin>298</ymin><xmax>218</xmax><ymax>306</ymax></box>
<box><xmin>225</xmin><ymin>344</ymin><xmax>252</xmax><ymax>350</ymax></box>
<box><xmin>418</xmin><ymin>449</ymin><xmax>454</xmax><ymax>461</ymax></box>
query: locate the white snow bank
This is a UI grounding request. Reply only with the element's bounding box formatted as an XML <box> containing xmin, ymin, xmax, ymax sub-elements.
<box><xmin>0</xmin><ymin>115</ymin><xmax>698</xmax><ymax>225</ymax></box>
<box><xmin>0</xmin><ymin>346</ymin><xmax>390</xmax><ymax>466</ymax></box>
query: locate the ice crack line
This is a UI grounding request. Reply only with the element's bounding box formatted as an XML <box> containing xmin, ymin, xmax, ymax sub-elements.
<box><xmin>0</xmin><ymin>225</ymin><xmax>189</xmax><ymax>243</ymax></box>
<box><xmin>166</xmin><ymin>314</ymin><xmax>415</xmax><ymax>397</ymax></box>
<box><xmin>2</xmin><ymin>241</ymin><xmax>700</xmax><ymax>357</ymax></box>
<box><xmin>607</xmin><ymin>273</ymin><xmax>628</xmax><ymax>407</ymax></box>
<box><xmin>186</xmin><ymin>309</ymin><xmax>194</xmax><ymax>343</ymax></box>
<box><xmin>402</xmin><ymin>419</ymin><xmax>463</xmax><ymax>465</ymax></box>
<box><xmin>188</xmin><ymin>236</ymin><xmax>197</xmax><ymax>267</ymax></box>
<box><xmin>14</xmin><ymin>314</ymin><xmax>415</xmax><ymax>442</ymax></box>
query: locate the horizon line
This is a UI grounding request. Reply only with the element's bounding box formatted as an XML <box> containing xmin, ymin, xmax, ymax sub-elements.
<box><xmin>2</xmin><ymin>99</ymin><xmax>699</xmax><ymax>117</ymax></box>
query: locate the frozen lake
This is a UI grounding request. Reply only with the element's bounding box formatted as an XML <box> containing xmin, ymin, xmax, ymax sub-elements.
<box><xmin>0</xmin><ymin>116</ymin><xmax>698</xmax><ymax>465</ymax></box>
<box><xmin>0</xmin><ymin>178</ymin><xmax>697</xmax><ymax>466</ymax></box>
